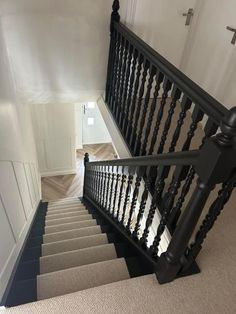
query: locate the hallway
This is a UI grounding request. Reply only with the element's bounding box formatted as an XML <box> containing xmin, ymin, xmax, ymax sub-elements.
<box><xmin>41</xmin><ymin>143</ymin><xmax>116</xmax><ymax>201</ymax></box>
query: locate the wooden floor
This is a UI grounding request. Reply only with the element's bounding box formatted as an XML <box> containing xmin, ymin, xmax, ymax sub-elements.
<box><xmin>41</xmin><ymin>143</ymin><xmax>116</xmax><ymax>201</ymax></box>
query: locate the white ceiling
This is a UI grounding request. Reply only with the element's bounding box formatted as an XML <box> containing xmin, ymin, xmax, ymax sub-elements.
<box><xmin>0</xmin><ymin>0</ymin><xmax>113</xmax><ymax>104</ymax></box>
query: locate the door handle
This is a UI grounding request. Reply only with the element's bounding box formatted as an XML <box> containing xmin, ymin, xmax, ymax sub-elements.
<box><xmin>183</xmin><ymin>8</ymin><xmax>194</xmax><ymax>26</ymax></box>
<box><xmin>226</xmin><ymin>26</ymin><xmax>236</xmax><ymax>45</ymax></box>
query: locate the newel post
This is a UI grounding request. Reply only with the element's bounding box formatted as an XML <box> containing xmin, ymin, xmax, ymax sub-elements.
<box><xmin>83</xmin><ymin>153</ymin><xmax>89</xmax><ymax>198</ymax></box>
<box><xmin>105</xmin><ymin>0</ymin><xmax>120</xmax><ymax>102</ymax></box>
<box><xmin>156</xmin><ymin>107</ymin><xmax>236</xmax><ymax>284</ymax></box>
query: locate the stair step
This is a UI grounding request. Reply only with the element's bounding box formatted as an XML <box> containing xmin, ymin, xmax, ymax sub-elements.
<box><xmin>45</xmin><ymin>210</ymin><xmax>89</xmax><ymax>221</ymax></box>
<box><xmin>47</xmin><ymin>204</ymin><xmax>85</xmax><ymax>211</ymax></box>
<box><xmin>44</xmin><ymin>219</ymin><xmax>97</xmax><ymax>234</ymax></box>
<box><xmin>43</xmin><ymin>225</ymin><xmax>102</xmax><ymax>244</ymax></box>
<box><xmin>42</xmin><ymin>233</ymin><xmax>108</xmax><ymax>256</ymax></box>
<box><xmin>46</xmin><ymin>206</ymin><xmax>86</xmax><ymax>215</ymax></box>
<box><xmin>40</xmin><ymin>243</ymin><xmax>117</xmax><ymax>274</ymax></box>
<box><xmin>45</xmin><ymin>214</ymin><xmax>92</xmax><ymax>226</ymax></box>
<box><xmin>37</xmin><ymin>258</ymin><xmax>130</xmax><ymax>300</ymax></box>
<box><xmin>48</xmin><ymin>196</ymin><xmax>80</xmax><ymax>204</ymax></box>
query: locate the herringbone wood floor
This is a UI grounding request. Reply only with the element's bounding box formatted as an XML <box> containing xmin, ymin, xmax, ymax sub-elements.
<box><xmin>41</xmin><ymin>143</ymin><xmax>116</xmax><ymax>201</ymax></box>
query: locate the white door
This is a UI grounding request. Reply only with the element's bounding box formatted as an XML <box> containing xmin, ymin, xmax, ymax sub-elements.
<box><xmin>181</xmin><ymin>0</ymin><xmax>236</xmax><ymax>109</ymax></box>
<box><xmin>82</xmin><ymin>102</ymin><xmax>112</xmax><ymax>145</ymax></box>
<box><xmin>126</xmin><ymin>0</ymin><xmax>198</xmax><ymax>67</ymax></box>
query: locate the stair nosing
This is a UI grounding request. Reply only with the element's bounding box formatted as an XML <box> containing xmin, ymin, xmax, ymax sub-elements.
<box><xmin>45</xmin><ymin>214</ymin><xmax>92</xmax><ymax>226</ymax></box>
<box><xmin>40</xmin><ymin>243</ymin><xmax>116</xmax><ymax>260</ymax></box>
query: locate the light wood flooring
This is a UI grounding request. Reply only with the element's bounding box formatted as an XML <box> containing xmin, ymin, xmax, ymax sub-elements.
<box><xmin>41</xmin><ymin>143</ymin><xmax>116</xmax><ymax>201</ymax></box>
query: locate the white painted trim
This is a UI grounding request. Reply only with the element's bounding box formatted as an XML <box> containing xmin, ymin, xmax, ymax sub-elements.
<box><xmin>41</xmin><ymin>169</ymin><xmax>77</xmax><ymax>177</ymax></box>
<box><xmin>82</xmin><ymin>140</ymin><xmax>112</xmax><ymax>145</ymax></box>
<box><xmin>0</xmin><ymin>201</ymin><xmax>40</xmax><ymax>301</ymax></box>
<box><xmin>97</xmin><ymin>96</ymin><xmax>131</xmax><ymax>159</ymax></box>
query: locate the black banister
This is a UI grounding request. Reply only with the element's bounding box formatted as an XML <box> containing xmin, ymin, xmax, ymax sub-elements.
<box><xmin>83</xmin><ymin>0</ymin><xmax>236</xmax><ymax>286</ymax></box>
<box><xmin>87</xmin><ymin>150</ymin><xmax>200</xmax><ymax>167</ymax></box>
<box><xmin>114</xmin><ymin>22</ymin><xmax>228</xmax><ymax>123</ymax></box>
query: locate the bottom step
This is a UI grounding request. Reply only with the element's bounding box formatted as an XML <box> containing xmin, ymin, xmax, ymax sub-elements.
<box><xmin>37</xmin><ymin>258</ymin><xmax>130</xmax><ymax>300</ymax></box>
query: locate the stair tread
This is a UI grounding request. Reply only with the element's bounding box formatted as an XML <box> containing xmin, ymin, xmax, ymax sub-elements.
<box><xmin>47</xmin><ymin>204</ymin><xmax>85</xmax><ymax>210</ymax></box>
<box><xmin>37</xmin><ymin>257</ymin><xmax>130</xmax><ymax>300</ymax></box>
<box><xmin>44</xmin><ymin>219</ymin><xmax>97</xmax><ymax>234</ymax></box>
<box><xmin>45</xmin><ymin>214</ymin><xmax>92</xmax><ymax>226</ymax></box>
<box><xmin>43</xmin><ymin>225</ymin><xmax>102</xmax><ymax>244</ymax></box>
<box><xmin>42</xmin><ymin>233</ymin><xmax>108</xmax><ymax>256</ymax></box>
<box><xmin>45</xmin><ymin>210</ymin><xmax>89</xmax><ymax>220</ymax></box>
<box><xmin>46</xmin><ymin>207</ymin><xmax>87</xmax><ymax>216</ymax></box>
<box><xmin>40</xmin><ymin>243</ymin><xmax>117</xmax><ymax>274</ymax></box>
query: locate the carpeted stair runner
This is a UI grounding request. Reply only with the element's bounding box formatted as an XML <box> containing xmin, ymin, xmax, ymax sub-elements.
<box><xmin>3</xmin><ymin>197</ymin><xmax>151</xmax><ymax>308</ymax></box>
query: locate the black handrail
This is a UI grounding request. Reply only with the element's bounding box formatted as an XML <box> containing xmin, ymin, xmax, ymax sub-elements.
<box><xmin>87</xmin><ymin>150</ymin><xmax>199</xmax><ymax>167</ymax></box>
<box><xmin>114</xmin><ymin>22</ymin><xmax>228</xmax><ymax>124</ymax></box>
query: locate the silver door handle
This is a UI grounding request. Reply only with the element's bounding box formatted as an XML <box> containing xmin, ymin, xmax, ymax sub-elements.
<box><xmin>183</xmin><ymin>8</ymin><xmax>194</xmax><ymax>26</ymax></box>
<box><xmin>226</xmin><ymin>26</ymin><xmax>236</xmax><ymax>45</ymax></box>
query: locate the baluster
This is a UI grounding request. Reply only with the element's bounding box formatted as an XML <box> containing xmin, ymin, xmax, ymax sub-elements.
<box><xmin>112</xmin><ymin>167</ymin><xmax>120</xmax><ymax>217</ymax></box>
<box><xmin>95</xmin><ymin>169</ymin><xmax>100</xmax><ymax>203</ymax></box>
<box><xmin>184</xmin><ymin>173</ymin><xmax>236</xmax><ymax>270</ymax></box>
<box><xmin>119</xmin><ymin>43</ymin><xmax>133</xmax><ymax>128</ymax></box>
<box><xmin>102</xmin><ymin>166</ymin><xmax>108</xmax><ymax>209</ymax></box>
<box><xmin>149</xmin><ymin>78</ymin><xmax>172</xmax><ymax>155</ymax></box>
<box><xmin>125</xmin><ymin>53</ymin><xmax>144</xmax><ymax>145</ymax></box>
<box><xmin>104</xmin><ymin>169</ymin><xmax>111</xmax><ymax>211</ymax></box>
<box><xmin>116</xmin><ymin>168</ymin><xmax>126</xmax><ymax>220</ymax></box>
<box><xmin>182</xmin><ymin>105</ymin><xmax>204</xmax><ymax>151</ymax></box>
<box><xmin>99</xmin><ymin>167</ymin><xmax>105</xmax><ymax>206</ymax></box>
<box><xmin>126</xmin><ymin>167</ymin><xmax>144</xmax><ymax>232</ymax></box>
<box><xmin>154</xmin><ymin>166</ymin><xmax>168</xmax><ymax>202</ymax></box>
<box><xmin>157</xmin><ymin>86</ymin><xmax>182</xmax><ymax>154</ymax></box>
<box><xmin>130</xmin><ymin>59</ymin><xmax>150</xmax><ymax>154</ymax></box>
<box><xmin>108</xmin><ymin>168</ymin><xmax>115</xmax><ymax>214</ymax></box>
<box><xmin>122</xmin><ymin>48</ymin><xmax>138</xmax><ymax>134</ymax></box>
<box><xmin>140</xmin><ymin>166</ymin><xmax>167</xmax><ymax>247</ymax></box>
<box><xmin>117</xmin><ymin>39</ymin><xmax>129</xmax><ymax>126</ymax></box>
<box><xmin>93</xmin><ymin>169</ymin><xmax>97</xmax><ymax>202</ymax></box>
<box><xmin>134</xmin><ymin>65</ymin><xmax>156</xmax><ymax>156</ymax></box>
<box><xmin>141</xmin><ymin>71</ymin><xmax>164</xmax><ymax>156</ymax></box>
<box><xmin>108</xmin><ymin>30</ymin><xmax>119</xmax><ymax>107</ymax></box>
<box><xmin>121</xmin><ymin>169</ymin><xmax>134</xmax><ymax>224</ymax></box>
<box><xmin>169</xmin><ymin>96</ymin><xmax>192</xmax><ymax>153</ymax></box>
<box><xmin>150</xmin><ymin>166</ymin><xmax>184</xmax><ymax>257</ymax></box>
<box><xmin>110</xmin><ymin>33</ymin><xmax>122</xmax><ymax>113</ymax></box>
<box><xmin>114</xmin><ymin>36</ymin><xmax>126</xmax><ymax>120</ymax></box>
<box><xmin>133</xmin><ymin>176</ymin><xmax>151</xmax><ymax>238</ymax></box>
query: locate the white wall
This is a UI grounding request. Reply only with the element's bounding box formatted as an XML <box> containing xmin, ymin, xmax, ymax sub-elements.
<box><xmin>31</xmin><ymin>103</ymin><xmax>76</xmax><ymax>177</ymax></box>
<box><xmin>75</xmin><ymin>104</ymin><xmax>83</xmax><ymax>150</ymax></box>
<box><xmin>0</xmin><ymin>22</ymin><xmax>40</xmax><ymax>301</ymax></box>
<box><xmin>0</xmin><ymin>0</ymin><xmax>114</xmax><ymax>105</ymax></box>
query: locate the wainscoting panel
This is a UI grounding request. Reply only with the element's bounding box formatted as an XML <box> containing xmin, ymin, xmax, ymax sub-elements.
<box><xmin>0</xmin><ymin>160</ymin><xmax>40</xmax><ymax>301</ymax></box>
<box><xmin>24</xmin><ymin>163</ymin><xmax>37</xmax><ymax>210</ymax></box>
<box><xmin>13</xmin><ymin>162</ymin><xmax>32</xmax><ymax>219</ymax></box>
<box><xmin>0</xmin><ymin>198</ymin><xmax>15</xmax><ymax>276</ymax></box>
<box><xmin>0</xmin><ymin>161</ymin><xmax>26</xmax><ymax>239</ymax></box>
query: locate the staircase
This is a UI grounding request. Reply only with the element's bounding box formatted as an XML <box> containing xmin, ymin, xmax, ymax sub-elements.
<box><xmin>3</xmin><ymin>196</ymin><xmax>153</xmax><ymax>308</ymax></box>
<box><xmin>1</xmin><ymin>0</ymin><xmax>236</xmax><ymax>312</ymax></box>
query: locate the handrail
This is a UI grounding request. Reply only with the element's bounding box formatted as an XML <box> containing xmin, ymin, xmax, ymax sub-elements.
<box><xmin>87</xmin><ymin>150</ymin><xmax>199</xmax><ymax>167</ymax></box>
<box><xmin>114</xmin><ymin>22</ymin><xmax>228</xmax><ymax>124</ymax></box>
